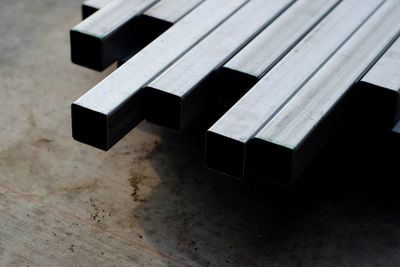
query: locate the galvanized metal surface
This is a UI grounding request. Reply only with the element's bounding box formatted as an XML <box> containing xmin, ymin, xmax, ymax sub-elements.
<box><xmin>145</xmin><ymin>0</ymin><xmax>294</xmax><ymax>131</ymax></box>
<box><xmin>145</xmin><ymin>0</ymin><xmax>205</xmax><ymax>23</ymax></box>
<box><xmin>80</xmin><ymin>0</ymin><xmax>205</xmax><ymax>69</ymax></box>
<box><xmin>82</xmin><ymin>0</ymin><xmax>114</xmax><ymax>18</ymax></box>
<box><xmin>83</xmin><ymin>0</ymin><xmax>204</xmax><ymax>23</ymax></box>
<box><xmin>71</xmin><ymin>0</ymin><xmax>160</xmax><ymax>70</ymax></box>
<box><xmin>205</xmin><ymin>0</ymin><xmax>385</xmax><ymax>178</ymax></box>
<box><xmin>362</xmin><ymin>37</ymin><xmax>400</xmax><ymax>92</ymax></box>
<box><xmin>3</xmin><ymin>1</ymin><xmax>400</xmax><ymax>266</ymax></box>
<box><xmin>248</xmin><ymin>0</ymin><xmax>400</xmax><ymax>185</ymax></box>
<box><xmin>218</xmin><ymin>0</ymin><xmax>341</xmax><ymax>106</ymax></box>
<box><xmin>359</xmin><ymin>36</ymin><xmax>400</xmax><ymax>129</ymax></box>
<box><xmin>72</xmin><ymin>0</ymin><xmax>248</xmax><ymax>150</ymax></box>
<box><xmin>73</xmin><ymin>0</ymin><xmax>157</xmax><ymax>38</ymax></box>
<box><xmin>84</xmin><ymin>0</ymin><xmax>113</xmax><ymax>9</ymax></box>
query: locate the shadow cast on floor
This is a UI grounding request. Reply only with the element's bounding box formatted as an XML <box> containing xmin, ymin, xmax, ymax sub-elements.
<box><xmin>131</xmin><ymin>117</ymin><xmax>400</xmax><ymax>266</ymax></box>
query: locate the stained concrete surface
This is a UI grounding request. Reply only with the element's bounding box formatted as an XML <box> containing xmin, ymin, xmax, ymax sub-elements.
<box><xmin>0</xmin><ymin>0</ymin><xmax>400</xmax><ymax>266</ymax></box>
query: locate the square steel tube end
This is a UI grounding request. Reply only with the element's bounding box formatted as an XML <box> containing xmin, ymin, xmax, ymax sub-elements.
<box><xmin>147</xmin><ymin>68</ymin><xmax>257</xmax><ymax>132</ymax></box>
<box><xmin>70</xmin><ymin>30</ymin><xmax>105</xmax><ymax>72</ymax></box>
<box><xmin>357</xmin><ymin>81</ymin><xmax>400</xmax><ymax>129</ymax></box>
<box><xmin>247</xmin><ymin>87</ymin><xmax>358</xmax><ymax>186</ymax></box>
<box><xmin>71</xmin><ymin>103</ymin><xmax>109</xmax><ymax>151</ymax></box>
<box><xmin>146</xmin><ymin>87</ymin><xmax>182</xmax><ymax>131</ymax></box>
<box><xmin>82</xmin><ymin>5</ymin><xmax>98</xmax><ymax>19</ymax></box>
<box><xmin>246</xmin><ymin>138</ymin><xmax>296</xmax><ymax>186</ymax></box>
<box><xmin>71</xmin><ymin>15</ymin><xmax>172</xmax><ymax>72</ymax></box>
<box><xmin>205</xmin><ymin>131</ymin><xmax>246</xmax><ymax>179</ymax></box>
<box><xmin>216</xmin><ymin>67</ymin><xmax>258</xmax><ymax>108</ymax></box>
<box><xmin>146</xmin><ymin>78</ymin><xmax>216</xmax><ymax>131</ymax></box>
<box><xmin>72</xmin><ymin>88</ymin><xmax>147</xmax><ymax>151</ymax></box>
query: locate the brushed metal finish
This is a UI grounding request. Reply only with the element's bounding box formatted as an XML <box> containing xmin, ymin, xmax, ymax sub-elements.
<box><xmin>359</xmin><ymin>37</ymin><xmax>400</xmax><ymax>129</ymax></box>
<box><xmin>248</xmin><ymin>0</ymin><xmax>400</xmax><ymax>186</ymax></box>
<box><xmin>74</xmin><ymin>0</ymin><xmax>157</xmax><ymax>38</ymax></box>
<box><xmin>71</xmin><ymin>0</ymin><xmax>159</xmax><ymax>71</ymax></box>
<box><xmin>145</xmin><ymin>0</ymin><xmax>204</xmax><ymax>23</ymax></box>
<box><xmin>82</xmin><ymin>0</ymin><xmax>114</xmax><ymax>19</ymax></box>
<box><xmin>363</xmin><ymin>38</ymin><xmax>400</xmax><ymax>92</ymax></box>
<box><xmin>72</xmin><ymin>0</ymin><xmax>249</xmax><ymax>150</ymax></box>
<box><xmin>218</xmin><ymin>0</ymin><xmax>341</xmax><ymax>107</ymax></box>
<box><xmin>82</xmin><ymin>0</ymin><xmax>204</xmax><ymax>22</ymax></box>
<box><xmin>205</xmin><ymin>0</ymin><xmax>385</xmax><ymax>179</ymax></box>
<box><xmin>73</xmin><ymin>0</ymin><xmax>205</xmax><ymax>71</ymax></box>
<box><xmin>109</xmin><ymin>0</ymin><xmax>206</xmax><ymax>67</ymax></box>
<box><xmin>84</xmin><ymin>0</ymin><xmax>113</xmax><ymax>9</ymax></box>
<box><xmin>146</xmin><ymin>0</ymin><xmax>294</xmax><ymax>131</ymax></box>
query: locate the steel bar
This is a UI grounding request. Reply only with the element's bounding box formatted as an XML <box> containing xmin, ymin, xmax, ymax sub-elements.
<box><xmin>115</xmin><ymin>0</ymin><xmax>206</xmax><ymax>67</ymax></box>
<box><xmin>358</xmin><ymin>37</ymin><xmax>400</xmax><ymax>129</ymax></box>
<box><xmin>83</xmin><ymin>0</ymin><xmax>205</xmax><ymax>21</ymax></box>
<box><xmin>218</xmin><ymin>0</ymin><xmax>341</xmax><ymax>108</ymax></box>
<box><xmin>71</xmin><ymin>0</ymin><xmax>158</xmax><ymax>71</ymax></box>
<box><xmin>72</xmin><ymin>0</ymin><xmax>248</xmax><ymax>150</ymax></box>
<box><xmin>205</xmin><ymin>0</ymin><xmax>385</xmax><ymax>179</ymax></box>
<box><xmin>144</xmin><ymin>0</ymin><xmax>204</xmax><ymax>24</ymax></box>
<box><xmin>145</xmin><ymin>0</ymin><xmax>294</xmax><ymax>131</ymax></box>
<box><xmin>82</xmin><ymin>0</ymin><xmax>114</xmax><ymax>19</ymax></box>
<box><xmin>72</xmin><ymin>0</ymin><xmax>204</xmax><ymax>71</ymax></box>
<box><xmin>247</xmin><ymin>0</ymin><xmax>400</xmax><ymax>186</ymax></box>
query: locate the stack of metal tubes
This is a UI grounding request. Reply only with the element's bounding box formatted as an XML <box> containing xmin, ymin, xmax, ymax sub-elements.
<box><xmin>70</xmin><ymin>0</ymin><xmax>400</xmax><ymax>186</ymax></box>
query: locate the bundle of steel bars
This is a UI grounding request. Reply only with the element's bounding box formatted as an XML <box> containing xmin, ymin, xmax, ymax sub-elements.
<box><xmin>71</xmin><ymin>0</ymin><xmax>400</xmax><ymax>186</ymax></box>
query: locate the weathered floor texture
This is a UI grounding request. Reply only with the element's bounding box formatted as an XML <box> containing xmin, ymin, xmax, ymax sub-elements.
<box><xmin>0</xmin><ymin>0</ymin><xmax>400</xmax><ymax>266</ymax></box>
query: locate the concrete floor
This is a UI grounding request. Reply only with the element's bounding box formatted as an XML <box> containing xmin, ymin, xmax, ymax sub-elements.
<box><xmin>1</xmin><ymin>0</ymin><xmax>400</xmax><ymax>266</ymax></box>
